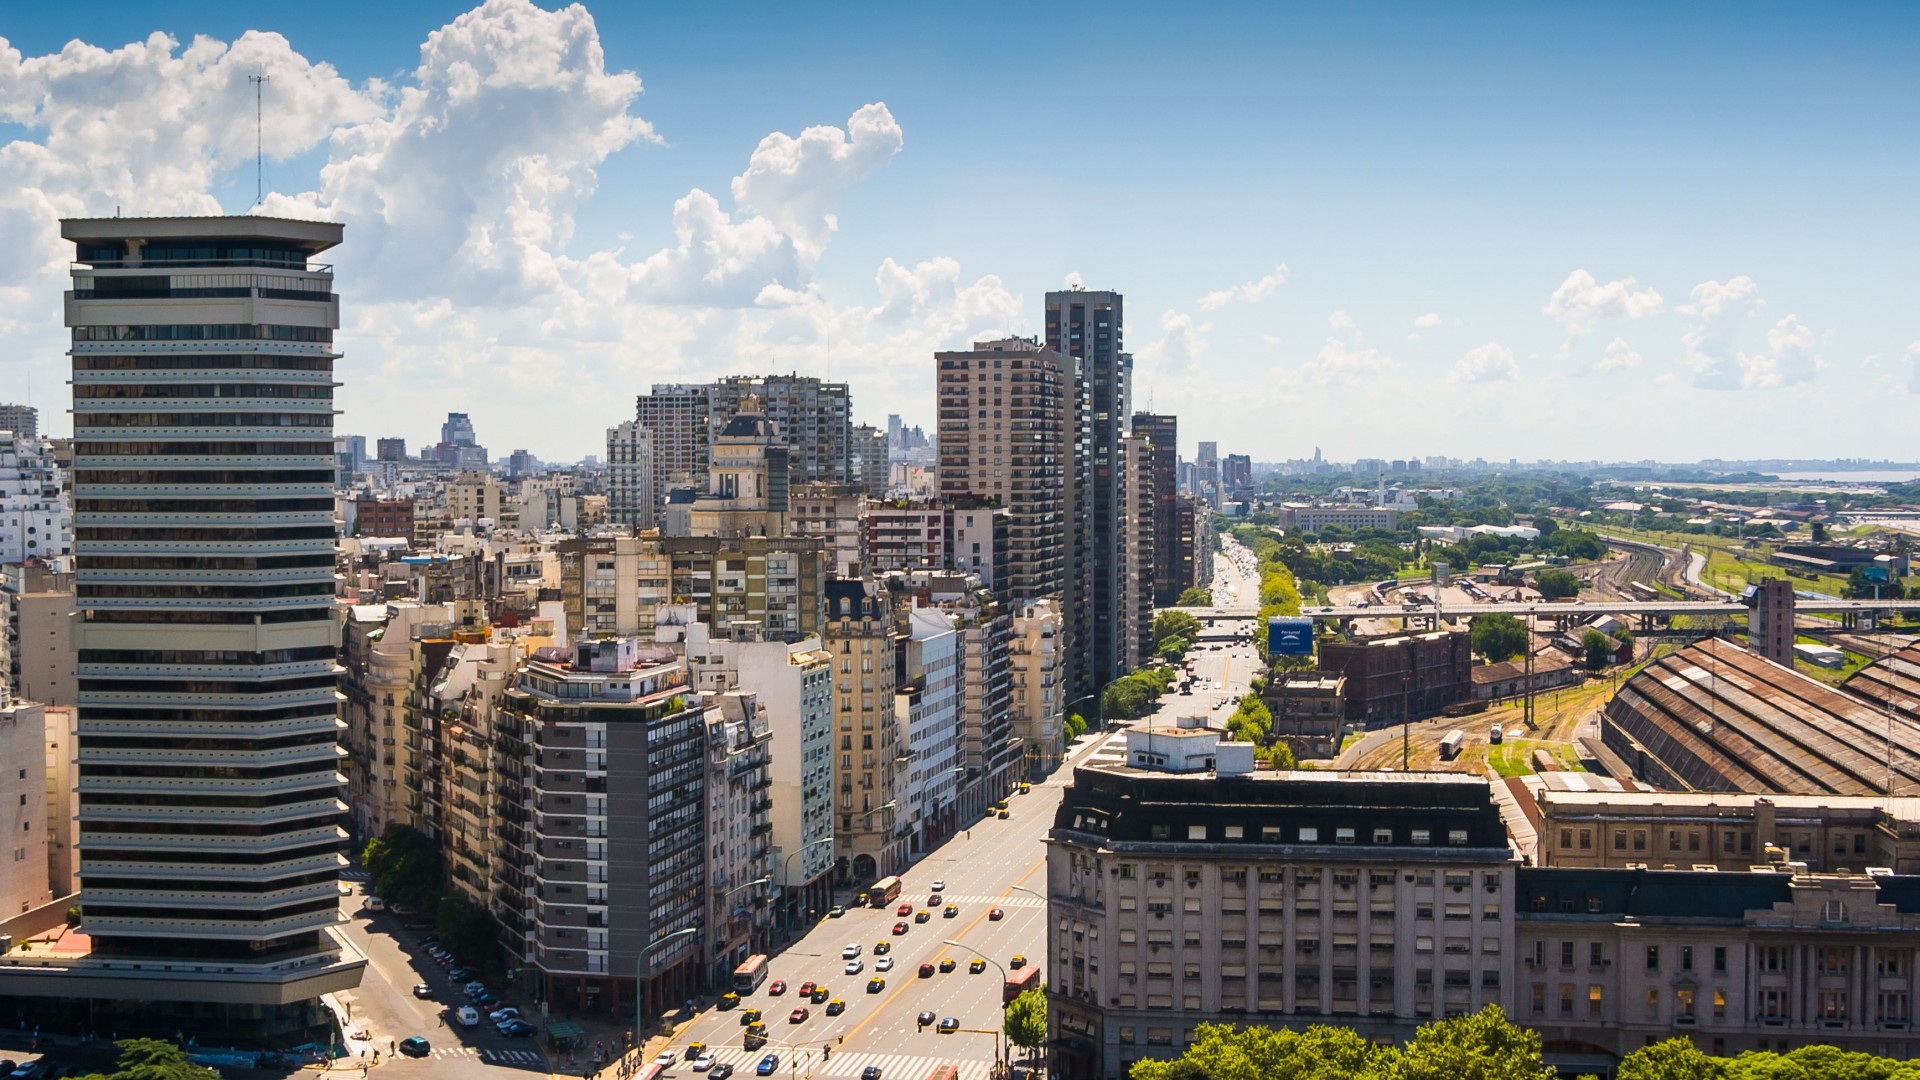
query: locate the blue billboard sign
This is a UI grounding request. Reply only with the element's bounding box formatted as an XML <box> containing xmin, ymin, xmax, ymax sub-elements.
<box><xmin>1268</xmin><ymin>616</ymin><xmax>1314</xmax><ymax>657</ymax></box>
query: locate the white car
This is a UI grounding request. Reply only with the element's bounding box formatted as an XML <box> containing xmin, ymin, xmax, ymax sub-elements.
<box><xmin>845</xmin><ymin>959</ymin><xmax>864</xmax><ymax>975</ymax></box>
<box><xmin>694</xmin><ymin>1055</ymin><xmax>718</xmax><ymax>1072</ymax></box>
<box><xmin>875</xmin><ymin>957</ymin><xmax>894</xmax><ymax>972</ymax></box>
<box><xmin>842</xmin><ymin>943</ymin><xmax>861</xmax><ymax>959</ymax></box>
<box><xmin>930</xmin><ymin>880</ymin><xmax>945</xmax><ymax>891</ymax></box>
<box><xmin>456</xmin><ymin>1006</ymin><xmax>480</xmax><ymax>1027</ymax></box>
<box><xmin>656</xmin><ymin>1052</ymin><xmax>679</xmax><ymax>1067</ymax></box>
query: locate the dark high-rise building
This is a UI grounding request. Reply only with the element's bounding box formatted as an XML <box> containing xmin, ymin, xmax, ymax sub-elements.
<box><xmin>637</xmin><ymin>383</ymin><xmax>711</xmax><ymax>509</ymax></box>
<box><xmin>1132</xmin><ymin>414</ymin><xmax>1180</xmax><ymax>607</ymax></box>
<box><xmin>1045</xmin><ymin>289</ymin><xmax>1130</xmax><ymax>696</ymax></box>
<box><xmin>55</xmin><ymin>214</ymin><xmax>362</xmax><ymax>1012</ymax></box>
<box><xmin>376</xmin><ymin>437</ymin><xmax>406</xmax><ymax>461</ymax></box>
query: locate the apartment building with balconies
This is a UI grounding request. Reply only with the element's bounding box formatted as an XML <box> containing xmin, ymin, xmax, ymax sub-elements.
<box><xmin>703</xmin><ymin>692</ymin><xmax>775</xmax><ymax>985</ymax></box>
<box><xmin>1010</xmin><ymin>598</ymin><xmax>1064</xmax><ymax>778</ymax></box>
<box><xmin>495</xmin><ymin>638</ymin><xmax>709</xmax><ymax>1022</ymax></box>
<box><xmin>823</xmin><ymin>578</ymin><xmax>905</xmax><ymax>883</ymax></box>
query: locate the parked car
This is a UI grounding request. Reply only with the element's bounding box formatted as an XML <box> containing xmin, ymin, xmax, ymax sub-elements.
<box><xmin>499</xmin><ymin>1019</ymin><xmax>537</xmax><ymax>1038</ymax></box>
<box><xmin>391</xmin><ymin>904</ymin><xmax>418</xmax><ymax>917</ymax></box>
<box><xmin>363</xmin><ymin>896</ymin><xmax>385</xmax><ymax>912</ymax></box>
<box><xmin>489</xmin><ymin>1007</ymin><xmax>520</xmax><ymax>1023</ymax></box>
<box><xmin>828</xmin><ymin>906</ymin><xmax>846</xmax><ymax>918</ymax></box>
<box><xmin>456</xmin><ymin>1006</ymin><xmax>480</xmax><ymax>1027</ymax></box>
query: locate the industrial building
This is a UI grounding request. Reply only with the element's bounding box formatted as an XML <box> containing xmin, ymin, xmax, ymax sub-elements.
<box><xmin>1603</xmin><ymin>637</ymin><xmax>1920</xmax><ymax>795</ymax></box>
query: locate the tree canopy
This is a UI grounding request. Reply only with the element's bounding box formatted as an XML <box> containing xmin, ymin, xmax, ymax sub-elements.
<box><xmin>1470</xmin><ymin>613</ymin><xmax>1529</xmax><ymax>664</ymax></box>
<box><xmin>1581</xmin><ymin>628</ymin><xmax>1615</xmax><ymax>670</ymax></box>
<box><xmin>1177</xmin><ymin>587</ymin><xmax>1214</xmax><ymax>606</ymax></box>
<box><xmin>73</xmin><ymin>1038</ymin><xmax>223</xmax><ymax>1080</ymax></box>
<box><xmin>1534</xmin><ymin>569</ymin><xmax>1582</xmax><ymax>600</ymax></box>
<box><xmin>363</xmin><ymin>823</ymin><xmax>445</xmax><ymax>910</ymax></box>
<box><xmin>1004</xmin><ymin>984</ymin><xmax>1047</xmax><ymax>1058</ymax></box>
<box><xmin>1130</xmin><ymin>1007</ymin><xmax>1551</xmax><ymax>1080</ymax></box>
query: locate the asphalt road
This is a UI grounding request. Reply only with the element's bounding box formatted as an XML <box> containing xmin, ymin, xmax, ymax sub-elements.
<box><xmin>660</xmin><ymin>730</ymin><xmax>1127</xmax><ymax>1080</ymax></box>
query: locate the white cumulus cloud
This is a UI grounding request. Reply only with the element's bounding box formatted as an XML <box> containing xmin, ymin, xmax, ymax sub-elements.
<box><xmin>1412</xmin><ymin>312</ymin><xmax>1442</xmax><ymax>329</ymax></box>
<box><xmin>1302</xmin><ymin>338</ymin><xmax>1391</xmax><ymax>383</ymax></box>
<box><xmin>1452</xmin><ymin>341</ymin><xmax>1519</xmax><ymax>383</ymax></box>
<box><xmin>1735</xmin><ymin>315</ymin><xmax>1824</xmax><ymax>389</ymax></box>
<box><xmin>1196</xmin><ymin>264</ymin><xmax>1288</xmax><ymax>311</ymax></box>
<box><xmin>1543</xmin><ymin>269</ymin><xmax>1663</xmax><ymax>335</ymax></box>
<box><xmin>1139</xmin><ymin>309</ymin><xmax>1210</xmax><ymax>373</ymax></box>
<box><xmin>1327</xmin><ymin>309</ymin><xmax>1354</xmax><ymax>329</ymax></box>
<box><xmin>1592</xmin><ymin>338</ymin><xmax>1642</xmax><ymax>373</ymax></box>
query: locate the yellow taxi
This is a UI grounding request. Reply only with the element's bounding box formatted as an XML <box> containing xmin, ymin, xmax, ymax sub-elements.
<box><xmin>1010</xmin><ymin>955</ymin><xmax>1027</xmax><ymax>969</ymax></box>
<box><xmin>740</xmin><ymin>1009</ymin><xmax>763</xmax><ymax>1026</ymax></box>
<box><xmin>938</xmin><ymin>957</ymin><xmax>957</xmax><ymax>973</ymax></box>
<box><xmin>969</xmin><ymin>959</ymin><xmax>987</xmax><ymax>974</ymax></box>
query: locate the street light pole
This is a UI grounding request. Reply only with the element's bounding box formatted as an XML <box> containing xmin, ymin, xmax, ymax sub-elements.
<box><xmin>941</xmin><ymin>940</ymin><xmax>1009</xmax><ymax>1070</ymax></box>
<box><xmin>777</xmin><ymin>837</ymin><xmax>836</xmax><ymax>936</ymax></box>
<box><xmin>636</xmin><ymin>926</ymin><xmax>700</xmax><ymax>1043</ymax></box>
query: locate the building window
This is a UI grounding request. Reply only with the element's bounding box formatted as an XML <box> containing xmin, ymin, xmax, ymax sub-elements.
<box><xmin>1335</xmin><ymin>828</ymin><xmax>1356</xmax><ymax>844</ymax></box>
<box><xmin>1560</xmin><ymin>984</ymin><xmax>1574</xmax><ymax>1016</ymax></box>
<box><xmin>1713</xmin><ymin>990</ymin><xmax>1727</xmax><ymax>1021</ymax></box>
<box><xmin>1646</xmin><ymin>945</ymin><xmax>1660</xmax><ymax>973</ymax></box>
<box><xmin>1713</xmin><ymin>946</ymin><xmax>1727</xmax><ymax>974</ymax></box>
<box><xmin>1645</xmin><ymin>988</ymin><xmax>1660</xmax><ymax>1021</ymax></box>
<box><xmin>1531</xmin><ymin>984</ymin><xmax>1546</xmax><ymax>1016</ymax></box>
<box><xmin>1299</xmin><ymin>827</ymin><xmax>1318</xmax><ymax>842</ymax></box>
<box><xmin>1448</xmin><ymin>830</ymin><xmax>1468</xmax><ymax>845</ymax></box>
<box><xmin>1411</xmin><ymin>829</ymin><xmax>1431</xmax><ymax>845</ymax></box>
<box><xmin>1677</xmin><ymin>988</ymin><xmax>1695</xmax><ymax>1019</ymax></box>
<box><xmin>1589</xmin><ymin>985</ymin><xmax>1604</xmax><ymax>1017</ymax></box>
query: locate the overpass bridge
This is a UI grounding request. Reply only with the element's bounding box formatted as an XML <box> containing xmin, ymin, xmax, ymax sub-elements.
<box><xmin>1167</xmin><ymin>597</ymin><xmax>1920</xmax><ymax>631</ymax></box>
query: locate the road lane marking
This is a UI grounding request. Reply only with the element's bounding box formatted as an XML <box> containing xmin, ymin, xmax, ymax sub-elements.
<box><xmin>836</xmin><ymin>855</ymin><xmax>1046</xmax><ymax>1047</ymax></box>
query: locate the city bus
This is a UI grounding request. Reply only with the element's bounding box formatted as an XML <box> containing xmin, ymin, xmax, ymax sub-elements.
<box><xmin>869</xmin><ymin>876</ymin><xmax>903</xmax><ymax>908</ymax></box>
<box><xmin>923</xmin><ymin>1066</ymin><xmax>960</xmax><ymax>1080</ymax></box>
<box><xmin>732</xmin><ymin>954</ymin><xmax>770</xmax><ymax>993</ymax></box>
<box><xmin>1003</xmin><ymin>964</ymin><xmax>1041</xmax><ymax>1002</ymax></box>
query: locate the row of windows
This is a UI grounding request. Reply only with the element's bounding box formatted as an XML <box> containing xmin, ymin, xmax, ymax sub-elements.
<box><xmin>76</xmin><ymin>412</ymin><xmax>332</xmax><ymax>429</ymax></box>
<box><xmin>1129</xmin><ymin>820</ymin><xmax>1474</xmax><ymax>847</ymax></box>
<box><xmin>75</xmin><ymin>384</ymin><xmax>332</xmax><ymax>401</ymax></box>
<box><xmin>78</xmin><ymin>554</ymin><xmax>335</xmax><ymax>573</ymax></box>
<box><xmin>83</xmin><ymin>607</ymin><xmax>333</xmax><ymax>625</ymax></box>
<box><xmin>74</xmin><ymin>440</ymin><xmax>332</xmax><ymax>456</ymax></box>
<box><xmin>77</xmin><ymin>526</ymin><xmax>336</xmax><ymax>542</ymax></box>
<box><xmin>77</xmin><ymin>582</ymin><xmax>335</xmax><ymax>601</ymax></box>
<box><xmin>74</xmin><ymin>354</ymin><xmax>332</xmax><ymax>372</ymax></box>
<box><xmin>76</xmin><ymin>469</ymin><xmax>336</xmax><ymax>486</ymax></box>
<box><xmin>73</xmin><ymin>324</ymin><xmax>332</xmax><ymax>343</ymax></box>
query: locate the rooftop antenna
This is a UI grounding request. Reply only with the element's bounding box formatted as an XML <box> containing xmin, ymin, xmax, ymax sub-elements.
<box><xmin>248</xmin><ymin>68</ymin><xmax>271</xmax><ymax>207</ymax></box>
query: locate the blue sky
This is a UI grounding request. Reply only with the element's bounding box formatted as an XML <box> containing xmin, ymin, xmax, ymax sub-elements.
<box><xmin>2</xmin><ymin>2</ymin><xmax>1916</xmax><ymax>462</ymax></box>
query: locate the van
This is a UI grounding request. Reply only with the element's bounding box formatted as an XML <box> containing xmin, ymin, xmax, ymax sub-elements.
<box><xmin>363</xmin><ymin>896</ymin><xmax>385</xmax><ymax>912</ymax></box>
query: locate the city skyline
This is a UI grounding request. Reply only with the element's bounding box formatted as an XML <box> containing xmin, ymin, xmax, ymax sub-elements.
<box><xmin>0</xmin><ymin>2</ymin><xmax>1916</xmax><ymax>463</ymax></box>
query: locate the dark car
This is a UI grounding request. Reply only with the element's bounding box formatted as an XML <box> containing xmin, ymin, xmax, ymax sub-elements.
<box><xmin>412</xmin><ymin>983</ymin><xmax>433</xmax><ymax>999</ymax></box>
<box><xmin>711</xmin><ymin>1065</ymin><xmax>736</xmax><ymax>1080</ymax></box>
<box><xmin>499</xmin><ymin>1019</ymin><xmax>537</xmax><ymax>1038</ymax></box>
<box><xmin>448</xmin><ymin>966</ymin><xmax>476</xmax><ymax>981</ymax></box>
<box><xmin>756</xmin><ymin>1054</ymin><xmax>780</xmax><ymax>1076</ymax></box>
<box><xmin>918</xmin><ymin>963</ymin><xmax>935</xmax><ymax>978</ymax></box>
<box><xmin>915</xmin><ymin>1011</ymin><xmax>936</xmax><ymax>1028</ymax></box>
<box><xmin>398</xmin><ymin>1037</ymin><xmax>432</xmax><ymax>1057</ymax></box>
<box><xmin>938</xmin><ymin>1018</ymin><xmax>959</xmax><ymax>1034</ymax></box>
<box><xmin>863</xmin><ymin>1069</ymin><xmax>883</xmax><ymax>1080</ymax></box>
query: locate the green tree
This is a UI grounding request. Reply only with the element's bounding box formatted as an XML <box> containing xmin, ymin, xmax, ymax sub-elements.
<box><xmin>1533</xmin><ymin>517</ymin><xmax>1559</xmax><ymax>539</ymax></box>
<box><xmin>1004</xmin><ymin>984</ymin><xmax>1047</xmax><ymax>1061</ymax></box>
<box><xmin>1535</xmin><ymin>569</ymin><xmax>1582</xmax><ymax>600</ymax></box>
<box><xmin>1368</xmin><ymin>1006</ymin><xmax>1556</xmax><ymax>1080</ymax></box>
<box><xmin>1129</xmin><ymin>1022</ymin><xmax>1370</xmax><ymax>1080</ymax></box>
<box><xmin>363</xmin><ymin>824</ymin><xmax>445</xmax><ymax>909</ymax></box>
<box><xmin>436</xmin><ymin>893</ymin><xmax>502</xmax><ymax>973</ymax></box>
<box><xmin>1470</xmin><ymin>613</ymin><xmax>1529</xmax><ymax>664</ymax></box>
<box><xmin>1177</xmin><ymin>587</ymin><xmax>1214</xmax><ymax>606</ymax></box>
<box><xmin>1616</xmin><ymin>1038</ymin><xmax>1722</xmax><ymax>1080</ymax></box>
<box><xmin>72</xmin><ymin>1038</ymin><xmax>223</xmax><ymax>1080</ymax></box>
<box><xmin>1581</xmin><ymin>628</ymin><xmax>1615</xmax><ymax>671</ymax></box>
<box><xmin>1227</xmin><ymin>694</ymin><xmax>1272</xmax><ymax>746</ymax></box>
<box><xmin>1153</xmin><ymin>611</ymin><xmax>1202</xmax><ymax>653</ymax></box>
<box><xmin>1064</xmin><ymin>713</ymin><xmax>1088</xmax><ymax>741</ymax></box>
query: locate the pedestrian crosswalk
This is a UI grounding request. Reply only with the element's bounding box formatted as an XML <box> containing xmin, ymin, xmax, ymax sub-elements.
<box><xmin>426</xmin><ymin>1044</ymin><xmax>545</xmax><ymax>1067</ymax></box>
<box><xmin>938</xmin><ymin>894</ymin><xmax>1043</xmax><ymax>909</ymax></box>
<box><xmin>699</xmin><ymin>1045</ymin><xmax>998</xmax><ymax>1080</ymax></box>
